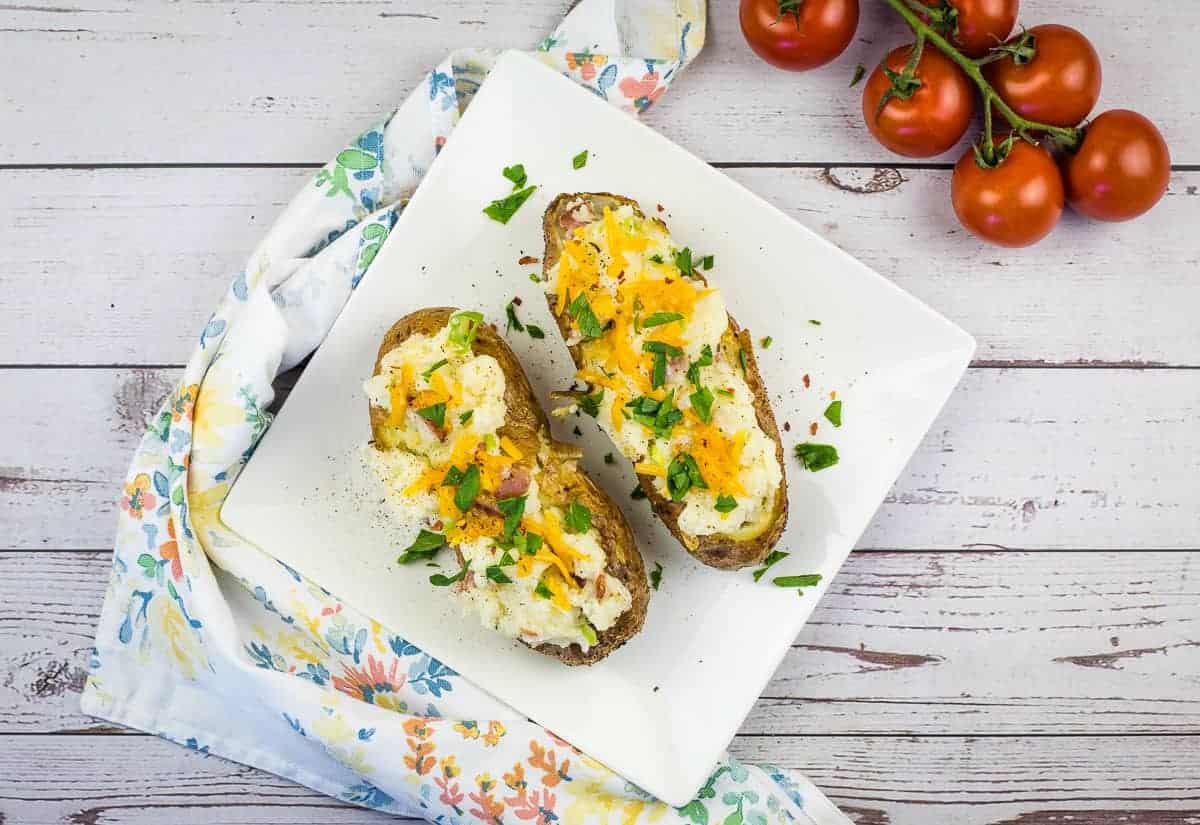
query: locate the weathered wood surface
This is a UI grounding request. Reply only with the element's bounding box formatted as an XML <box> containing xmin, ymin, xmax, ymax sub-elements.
<box><xmin>3</xmin><ymin>367</ymin><xmax>1198</xmax><ymax>551</ymax></box>
<box><xmin>2</xmin><ymin>551</ymin><xmax>1197</xmax><ymax>737</ymax></box>
<box><xmin>2</xmin><ymin>167</ymin><xmax>1199</xmax><ymax>367</ymax></box>
<box><xmin>2</xmin><ymin>0</ymin><xmax>1198</xmax><ymax>165</ymax></box>
<box><xmin>1</xmin><ymin>732</ymin><xmax>1197</xmax><ymax>825</ymax></box>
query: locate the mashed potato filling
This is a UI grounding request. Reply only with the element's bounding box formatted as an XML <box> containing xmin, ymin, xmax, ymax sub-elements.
<box><xmin>546</xmin><ymin>202</ymin><xmax>782</xmax><ymax>538</ymax></box>
<box><xmin>365</xmin><ymin>314</ymin><xmax>631</xmax><ymax>652</ymax></box>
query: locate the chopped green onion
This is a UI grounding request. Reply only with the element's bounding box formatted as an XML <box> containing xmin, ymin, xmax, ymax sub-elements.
<box><xmin>650</xmin><ymin>562</ymin><xmax>663</xmax><ymax>591</ymax></box>
<box><xmin>752</xmin><ymin>550</ymin><xmax>789</xmax><ymax>583</ymax></box>
<box><xmin>447</xmin><ymin>311</ymin><xmax>484</xmax><ymax>350</ymax></box>
<box><xmin>760</xmin><ymin>336</ymin><xmax>773</xmax><ymax>349</ymax></box>
<box><xmin>430</xmin><ymin>560</ymin><xmax>469</xmax><ymax>587</ymax></box>
<box><xmin>459</xmin><ymin>410</ymin><xmax>474</xmax><ymax>425</ymax></box>
<box><xmin>527</xmin><ymin>324</ymin><xmax>545</xmax><ymax>339</ymax></box>
<box><xmin>417</xmin><ymin>403</ymin><xmax>446</xmax><ymax>429</ymax></box>
<box><xmin>578</xmin><ymin>389</ymin><xmax>604</xmax><ymax>418</ymax></box>
<box><xmin>397</xmin><ymin>529</ymin><xmax>446</xmax><ymax>564</ymax></box>
<box><xmin>773</xmin><ymin>574</ymin><xmax>823</xmax><ymax>589</ymax></box>
<box><xmin>666</xmin><ymin>452</ymin><xmax>707</xmax><ymax>501</ymax></box>
<box><xmin>795</xmin><ymin>443</ymin><xmax>839</xmax><ymax>472</ymax></box>
<box><xmin>502</xmin><ymin>163</ymin><xmax>527</xmax><ymax>188</ymax></box>
<box><xmin>421</xmin><ymin>359</ymin><xmax>448</xmax><ymax>380</ymax></box>
<box><xmin>563</xmin><ymin>501</ymin><xmax>592</xmax><ymax>534</ymax></box>
<box><xmin>485</xmin><ymin>565</ymin><xmax>513</xmax><ymax>584</ymax></box>
<box><xmin>689</xmin><ymin>385</ymin><xmax>714</xmax><ymax>423</ymax></box>
<box><xmin>824</xmin><ymin>399</ymin><xmax>843</xmax><ymax>428</ymax></box>
<box><xmin>453</xmin><ymin>464</ymin><xmax>481</xmax><ymax>511</ymax></box>
<box><xmin>642</xmin><ymin>311</ymin><xmax>684</xmax><ymax>328</ymax></box>
<box><xmin>715</xmin><ymin>494</ymin><xmax>737</xmax><ymax>514</ymax></box>
<box><xmin>572</xmin><ymin>150</ymin><xmax>589</xmax><ymax>170</ymax></box>
<box><xmin>484</xmin><ymin>185</ymin><xmax>537</xmax><ymax>224</ymax></box>
<box><xmin>505</xmin><ymin>301</ymin><xmax>524</xmax><ymax>333</ymax></box>
<box><xmin>568</xmin><ymin>292</ymin><xmax>604</xmax><ymax>339</ymax></box>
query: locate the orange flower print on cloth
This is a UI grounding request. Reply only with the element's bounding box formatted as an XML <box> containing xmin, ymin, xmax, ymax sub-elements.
<box><xmin>528</xmin><ymin>739</ymin><xmax>571</xmax><ymax>787</ymax></box>
<box><xmin>470</xmin><ymin>773</ymin><xmax>507</xmax><ymax>825</ymax></box>
<box><xmin>436</xmin><ymin>756</ymin><xmax>466</xmax><ymax>814</ymax></box>
<box><xmin>455</xmin><ymin>719</ymin><xmax>507</xmax><ymax>746</ymax></box>
<box><xmin>158</xmin><ymin>518</ymin><xmax>182</xmax><ymax>581</ymax></box>
<box><xmin>332</xmin><ymin>654</ymin><xmax>407</xmax><ymax>711</ymax></box>
<box><xmin>404</xmin><ymin>716</ymin><xmax>437</xmax><ymax>775</ymax></box>
<box><xmin>120</xmin><ymin>473</ymin><xmax>156</xmax><ymax>520</ymax></box>
<box><xmin>565</xmin><ymin>50</ymin><xmax>607</xmax><ymax>81</ymax></box>
<box><xmin>619</xmin><ymin>69</ymin><xmax>666</xmax><ymax>112</ymax></box>
<box><xmin>171</xmin><ymin>384</ymin><xmax>200</xmax><ymax>422</ymax></box>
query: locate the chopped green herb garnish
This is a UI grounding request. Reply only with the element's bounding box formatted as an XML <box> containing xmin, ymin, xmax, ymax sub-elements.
<box><xmin>398</xmin><ymin>529</ymin><xmax>446</xmax><ymax>564</ymax></box>
<box><xmin>642</xmin><ymin>340</ymin><xmax>684</xmax><ymax>356</ymax></box>
<box><xmin>505</xmin><ymin>300</ymin><xmax>524</xmax><ymax>333</ymax></box>
<box><xmin>808</xmin><ymin>319</ymin><xmax>822</xmax><ymax>326</ymax></box>
<box><xmin>430</xmin><ymin>560</ymin><xmax>469</xmax><ymax>587</ymax></box>
<box><xmin>521</xmin><ymin>531</ymin><xmax>544</xmax><ymax>556</ymax></box>
<box><xmin>496</xmin><ymin>495</ymin><xmax>526</xmax><ymax>544</ymax></box>
<box><xmin>578</xmin><ymin>388</ymin><xmax>604</xmax><ymax>418</ymax></box>
<box><xmin>689</xmin><ymin>385</ymin><xmax>714</xmax><ymax>423</ymax></box>
<box><xmin>715</xmin><ymin>494</ymin><xmax>737</xmax><ymax>514</ymax></box>
<box><xmin>715</xmin><ymin>388</ymin><xmax>734</xmax><ymax>398</ymax></box>
<box><xmin>421</xmin><ymin>358</ymin><xmax>448</xmax><ymax>380</ymax></box>
<box><xmin>624</xmin><ymin>392</ymin><xmax>683</xmax><ymax>438</ymax></box>
<box><xmin>527</xmin><ymin>324</ymin><xmax>545</xmax><ymax>339</ymax></box>
<box><xmin>568</xmin><ymin>291</ymin><xmax>604</xmax><ymax>339</ymax></box>
<box><xmin>824</xmin><ymin>399</ymin><xmax>843</xmax><ymax>428</ymax></box>
<box><xmin>579</xmin><ymin>619</ymin><xmax>598</xmax><ymax>646</ymax></box>
<box><xmin>484</xmin><ymin>185</ymin><xmax>537</xmax><ymax>224</ymax></box>
<box><xmin>563</xmin><ymin>501</ymin><xmax>592</xmax><ymax>534</ymax></box>
<box><xmin>752</xmin><ymin>550</ymin><xmax>789</xmax><ymax>583</ymax></box>
<box><xmin>484</xmin><ymin>433</ymin><xmax>498</xmax><ymax>453</ymax></box>
<box><xmin>850</xmin><ymin>64</ymin><xmax>866</xmax><ymax>87</ymax></box>
<box><xmin>485</xmin><ymin>565</ymin><xmax>513</xmax><ymax>584</ymax></box>
<box><xmin>649</xmin><ymin>254</ymin><xmax>664</xmax><ymax>264</ymax></box>
<box><xmin>650</xmin><ymin>562</ymin><xmax>663</xmax><ymax>591</ymax></box>
<box><xmin>773</xmin><ymin>574</ymin><xmax>823</xmax><ymax>590</ymax></box>
<box><xmin>498</xmin><ymin>550</ymin><xmax>515</xmax><ymax>566</ymax></box>
<box><xmin>528</xmin><ymin>273</ymin><xmax>540</xmax><ymax>283</ymax></box>
<box><xmin>448</xmin><ymin>311</ymin><xmax>484</xmax><ymax>350</ymax></box>
<box><xmin>502</xmin><ymin>163</ymin><xmax>527</xmax><ymax>189</ymax></box>
<box><xmin>534</xmin><ymin>579</ymin><xmax>554</xmax><ymax>600</ymax></box>
<box><xmin>631</xmin><ymin>485</ymin><xmax>648</xmax><ymax>500</ymax></box>
<box><xmin>795</xmin><ymin>443</ymin><xmax>839</xmax><ymax>472</ymax></box>
<box><xmin>572</xmin><ymin>150</ymin><xmax>589</xmax><ymax>170</ymax></box>
<box><xmin>604</xmin><ymin>452</ymin><xmax>615</xmax><ymax>464</ymax></box>
<box><xmin>442</xmin><ymin>465</ymin><xmax>464</xmax><ymax>486</ymax></box>
<box><xmin>674</xmin><ymin>247</ymin><xmax>694</xmax><ymax>277</ymax></box>
<box><xmin>453</xmin><ymin>463</ymin><xmax>482</xmax><ymax>511</ymax></box>
<box><xmin>738</xmin><ymin>347</ymin><xmax>748</xmax><ymax>377</ymax></box>
<box><xmin>651</xmin><ymin>351</ymin><xmax>666</xmax><ymax>389</ymax></box>
<box><xmin>686</xmin><ymin>344</ymin><xmax>714</xmax><ymax>387</ymax></box>
<box><xmin>459</xmin><ymin>410</ymin><xmax>474</xmax><ymax>425</ymax></box>
<box><xmin>700</xmin><ymin>255</ymin><xmax>714</xmax><ymax>270</ymax></box>
<box><xmin>417</xmin><ymin>403</ymin><xmax>446</xmax><ymax>429</ymax></box>
<box><xmin>666</xmin><ymin>452</ymin><xmax>707</xmax><ymax>501</ymax></box>
<box><xmin>760</xmin><ymin>336</ymin><xmax>773</xmax><ymax>349</ymax></box>
<box><xmin>642</xmin><ymin>311</ymin><xmax>684</xmax><ymax>328</ymax></box>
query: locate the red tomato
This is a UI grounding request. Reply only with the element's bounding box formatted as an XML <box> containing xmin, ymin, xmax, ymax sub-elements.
<box><xmin>983</xmin><ymin>24</ymin><xmax>1101</xmax><ymax>128</ymax></box>
<box><xmin>862</xmin><ymin>45</ymin><xmax>974</xmax><ymax>158</ymax></box>
<box><xmin>951</xmin><ymin>138</ymin><xmax>1064</xmax><ymax>247</ymax></box>
<box><xmin>937</xmin><ymin>0</ymin><xmax>1019</xmax><ymax>58</ymax></box>
<box><xmin>1064</xmin><ymin>110</ymin><xmax>1171</xmax><ymax>222</ymax></box>
<box><xmin>740</xmin><ymin>0</ymin><xmax>860</xmax><ymax>71</ymax></box>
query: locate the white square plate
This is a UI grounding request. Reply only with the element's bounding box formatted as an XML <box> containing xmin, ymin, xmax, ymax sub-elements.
<box><xmin>223</xmin><ymin>50</ymin><xmax>975</xmax><ymax>806</ymax></box>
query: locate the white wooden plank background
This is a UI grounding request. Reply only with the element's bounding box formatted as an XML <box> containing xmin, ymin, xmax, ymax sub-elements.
<box><xmin>1</xmin><ymin>0</ymin><xmax>1199</xmax><ymax>823</ymax></box>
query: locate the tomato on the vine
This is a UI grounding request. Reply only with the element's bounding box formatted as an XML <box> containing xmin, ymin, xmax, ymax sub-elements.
<box><xmin>983</xmin><ymin>24</ymin><xmax>1101</xmax><ymax>128</ymax></box>
<box><xmin>739</xmin><ymin>0</ymin><xmax>860</xmax><ymax>72</ymax></box>
<box><xmin>951</xmin><ymin>137</ymin><xmax>1064</xmax><ymax>246</ymax></box>
<box><xmin>862</xmin><ymin>45</ymin><xmax>974</xmax><ymax>157</ymax></box>
<box><xmin>1064</xmin><ymin>110</ymin><xmax>1171</xmax><ymax>222</ymax></box>
<box><xmin>928</xmin><ymin>0</ymin><xmax>1018</xmax><ymax>58</ymax></box>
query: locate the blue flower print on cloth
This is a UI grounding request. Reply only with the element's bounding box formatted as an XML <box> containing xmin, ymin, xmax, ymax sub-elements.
<box><xmin>82</xmin><ymin>0</ymin><xmax>850</xmax><ymax>823</ymax></box>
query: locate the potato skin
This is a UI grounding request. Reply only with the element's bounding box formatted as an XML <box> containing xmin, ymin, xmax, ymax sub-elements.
<box><xmin>542</xmin><ymin>194</ymin><xmax>789</xmax><ymax>570</ymax></box>
<box><xmin>370</xmin><ymin>307</ymin><xmax>648</xmax><ymax>664</ymax></box>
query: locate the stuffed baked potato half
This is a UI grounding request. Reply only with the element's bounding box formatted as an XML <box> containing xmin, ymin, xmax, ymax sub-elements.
<box><xmin>542</xmin><ymin>194</ymin><xmax>788</xmax><ymax>570</ymax></box>
<box><xmin>364</xmin><ymin>307</ymin><xmax>648</xmax><ymax>665</ymax></box>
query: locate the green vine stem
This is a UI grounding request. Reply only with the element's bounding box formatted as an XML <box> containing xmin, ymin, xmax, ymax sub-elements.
<box><xmin>882</xmin><ymin>0</ymin><xmax>1081</xmax><ymax>150</ymax></box>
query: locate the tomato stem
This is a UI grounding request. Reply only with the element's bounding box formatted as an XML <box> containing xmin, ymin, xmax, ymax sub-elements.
<box><xmin>880</xmin><ymin>0</ymin><xmax>1081</xmax><ymax>148</ymax></box>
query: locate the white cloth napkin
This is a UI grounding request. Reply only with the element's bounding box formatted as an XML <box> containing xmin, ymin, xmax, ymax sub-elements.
<box><xmin>83</xmin><ymin>2</ymin><xmax>851</xmax><ymax>823</ymax></box>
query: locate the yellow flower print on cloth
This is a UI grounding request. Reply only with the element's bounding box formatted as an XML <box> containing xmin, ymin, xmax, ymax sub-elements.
<box><xmin>79</xmin><ymin>0</ymin><xmax>849</xmax><ymax>823</ymax></box>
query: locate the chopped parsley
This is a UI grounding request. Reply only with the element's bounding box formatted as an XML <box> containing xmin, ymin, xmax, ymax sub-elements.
<box><xmin>397</xmin><ymin>529</ymin><xmax>446</xmax><ymax>564</ymax></box>
<box><xmin>715</xmin><ymin>494</ymin><xmax>737</xmax><ymax>514</ymax></box>
<box><xmin>568</xmin><ymin>291</ymin><xmax>604</xmax><ymax>339</ymax></box>
<box><xmin>496</xmin><ymin>495</ymin><xmax>526</xmax><ymax>544</ymax></box>
<box><xmin>563</xmin><ymin>501</ymin><xmax>592</xmax><ymax>534</ymax></box>
<box><xmin>527</xmin><ymin>324</ymin><xmax>545</xmax><ymax>339</ymax></box>
<box><xmin>416</xmin><ymin>403</ymin><xmax>446</xmax><ymax>429</ymax></box>
<box><xmin>430</xmin><ymin>560</ymin><xmax>469</xmax><ymax>587</ymax></box>
<box><xmin>485</xmin><ymin>565</ymin><xmax>513</xmax><ymax>584</ymax></box>
<box><xmin>642</xmin><ymin>311</ymin><xmax>684</xmax><ymax>328</ymax></box>
<box><xmin>674</xmin><ymin>247</ymin><xmax>694</xmax><ymax>277</ymax></box>
<box><xmin>650</xmin><ymin>561</ymin><xmax>663</xmax><ymax>590</ymax></box>
<box><xmin>578</xmin><ymin>388</ymin><xmax>604</xmax><ymax>418</ymax></box>
<box><xmin>579</xmin><ymin>619</ymin><xmax>598</xmax><ymax>646</ymax></box>
<box><xmin>604</xmin><ymin>452</ymin><xmax>615</xmax><ymax>464</ymax></box>
<box><xmin>502</xmin><ymin>163</ymin><xmax>527</xmax><ymax>188</ymax></box>
<box><xmin>624</xmin><ymin>392</ymin><xmax>683</xmax><ymax>438</ymax></box>
<box><xmin>459</xmin><ymin>409</ymin><xmax>474</xmax><ymax>425</ymax></box>
<box><xmin>649</xmin><ymin>254</ymin><xmax>664</xmax><ymax>264</ymax></box>
<box><xmin>453</xmin><ymin>463</ymin><xmax>482</xmax><ymax>511</ymax></box>
<box><xmin>824</xmin><ymin>399</ymin><xmax>843</xmax><ymax>428</ymax></box>
<box><xmin>795</xmin><ymin>443</ymin><xmax>839</xmax><ymax>472</ymax></box>
<box><xmin>448</xmin><ymin>311</ymin><xmax>484</xmax><ymax>350</ymax></box>
<box><xmin>751</xmin><ymin>550</ymin><xmax>788</xmax><ymax>583</ymax></box>
<box><xmin>689</xmin><ymin>385</ymin><xmax>714</xmax><ymax>423</ymax></box>
<box><xmin>760</xmin><ymin>336</ymin><xmax>773</xmax><ymax>349</ymax></box>
<box><xmin>572</xmin><ymin>150</ymin><xmax>589</xmax><ymax>169</ymax></box>
<box><xmin>631</xmin><ymin>485</ymin><xmax>648</xmax><ymax>500</ymax></box>
<box><xmin>484</xmin><ymin>185</ymin><xmax>537</xmax><ymax>224</ymax></box>
<box><xmin>421</xmin><ymin>358</ymin><xmax>448</xmax><ymax>380</ymax></box>
<box><xmin>666</xmin><ymin>452</ymin><xmax>707</xmax><ymax>501</ymax></box>
<box><xmin>505</xmin><ymin>300</ymin><xmax>524</xmax><ymax>333</ymax></box>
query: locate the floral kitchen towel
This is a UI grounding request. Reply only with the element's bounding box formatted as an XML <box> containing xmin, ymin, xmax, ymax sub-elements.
<box><xmin>82</xmin><ymin>1</ymin><xmax>851</xmax><ymax>823</ymax></box>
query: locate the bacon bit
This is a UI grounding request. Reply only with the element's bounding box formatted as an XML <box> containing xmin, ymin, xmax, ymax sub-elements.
<box><xmin>802</xmin><ymin>374</ymin><xmax>811</xmax><ymax>389</ymax></box>
<box><xmin>595</xmin><ymin>574</ymin><xmax>606</xmax><ymax>598</ymax></box>
<box><xmin>656</xmin><ymin>203</ymin><xmax>664</xmax><ymax>212</ymax></box>
<box><xmin>783</xmin><ymin>421</ymin><xmax>791</xmax><ymax>432</ymax></box>
<box><xmin>810</xmin><ymin>422</ymin><xmax>818</xmax><ymax>436</ymax></box>
<box><xmin>519</xmin><ymin>255</ymin><xmax>540</xmax><ymax>265</ymax></box>
<box><xmin>512</xmin><ymin>295</ymin><xmax>523</xmax><ymax>306</ymax></box>
<box><xmin>830</xmin><ymin>390</ymin><xmax>837</xmax><ymax>400</ymax></box>
<box><xmin>432</xmin><ymin>520</ymin><xmax>443</xmax><ymax>531</ymax></box>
